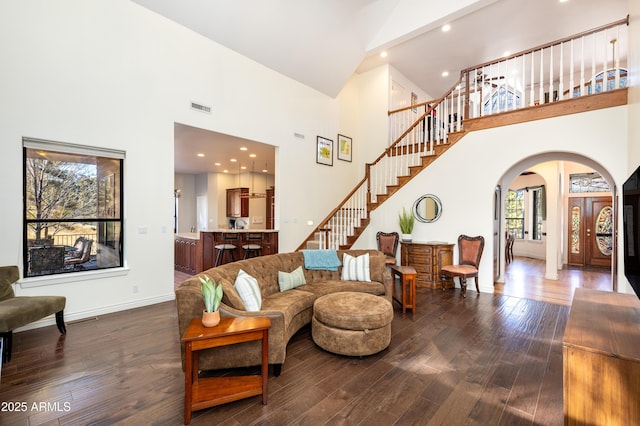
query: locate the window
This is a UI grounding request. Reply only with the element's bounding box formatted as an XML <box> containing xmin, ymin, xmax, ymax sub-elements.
<box><xmin>23</xmin><ymin>138</ymin><xmax>124</xmax><ymax>277</ymax></box>
<box><xmin>532</xmin><ymin>187</ymin><xmax>543</xmax><ymax>240</ymax></box>
<box><xmin>505</xmin><ymin>189</ymin><xmax>524</xmax><ymax>239</ymax></box>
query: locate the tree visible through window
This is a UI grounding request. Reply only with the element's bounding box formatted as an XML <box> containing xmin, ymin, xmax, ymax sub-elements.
<box><xmin>505</xmin><ymin>189</ymin><xmax>524</xmax><ymax>239</ymax></box>
<box><xmin>23</xmin><ymin>139</ymin><xmax>124</xmax><ymax>277</ymax></box>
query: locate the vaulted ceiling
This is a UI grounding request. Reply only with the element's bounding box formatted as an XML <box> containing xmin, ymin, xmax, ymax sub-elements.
<box><xmin>133</xmin><ymin>0</ymin><xmax>627</xmax><ymax>98</ymax></box>
<box><xmin>133</xmin><ymin>0</ymin><xmax>628</xmax><ymax>175</ymax></box>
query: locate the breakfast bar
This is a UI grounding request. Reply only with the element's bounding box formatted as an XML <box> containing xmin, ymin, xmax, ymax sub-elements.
<box><xmin>174</xmin><ymin>230</ymin><xmax>278</xmax><ymax>274</ymax></box>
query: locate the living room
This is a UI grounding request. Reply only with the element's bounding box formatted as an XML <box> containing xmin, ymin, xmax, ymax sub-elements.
<box><xmin>1</xmin><ymin>0</ymin><xmax>639</xmax><ymax>424</ymax></box>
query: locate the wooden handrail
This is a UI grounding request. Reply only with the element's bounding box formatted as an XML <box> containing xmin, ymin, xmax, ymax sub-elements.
<box><xmin>297</xmin><ymin>16</ymin><xmax>630</xmax><ymax>252</ymax></box>
<box><xmin>460</xmin><ymin>16</ymin><xmax>629</xmax><ymax>74</ymax></box>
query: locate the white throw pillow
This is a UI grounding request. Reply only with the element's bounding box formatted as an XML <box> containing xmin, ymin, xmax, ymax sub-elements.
<box><xmin>341</xmin><ymin>253</ymin><xmax>371</xmax><ymax>282</ymax></box>
<box><xmin>234</xmin><ymin>269</ymin><xmax>262</xmax><ymax>311</ymax></box>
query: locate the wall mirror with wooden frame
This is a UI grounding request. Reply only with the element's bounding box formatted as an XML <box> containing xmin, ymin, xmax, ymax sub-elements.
<box><xmin>413</xmin><ymin>194</ymin><xmax>442</xmax><ymax>223</ymax></box>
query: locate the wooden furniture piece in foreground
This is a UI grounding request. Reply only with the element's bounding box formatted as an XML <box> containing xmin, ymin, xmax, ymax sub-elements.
<box><xmin>389</xmin><ymin>265</ymin><xmax>417</xmax><ymax>314</ymax></box>
<box><xmin>440</xmin><ymin>235</ymin><xmax>485</xmax><ymax>297</ymax></box>
<box><xmin>181</xmin><ymin>316</ymin><xmax>271</xmax><ymax>425</ymax></box>
<box><xmin>563</xmin><ymin>288</ymin><xmax>640</xmax><ymax>425</ymax></box>
<box><xmin>400</xmin><ymin>241</ymin><xmax>454</xmax><ymax>288</ymax></box>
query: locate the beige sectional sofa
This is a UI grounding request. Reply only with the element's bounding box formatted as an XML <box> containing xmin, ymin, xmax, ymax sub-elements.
<box><xmin>175</xmin><ymin>249</ymin><xmax>392</xmax><ymax>375</ymax></box>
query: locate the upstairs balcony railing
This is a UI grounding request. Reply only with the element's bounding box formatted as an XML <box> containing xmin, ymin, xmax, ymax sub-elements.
<box><xmin>298</xmin><ymin>17</ymin><xmax>629</xmax><ymax>251</ymax></box>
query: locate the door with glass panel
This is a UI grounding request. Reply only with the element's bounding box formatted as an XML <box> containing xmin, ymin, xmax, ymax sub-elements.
<box><xmin>568</xmin><ymin>196</ymin><xmax>612</xmax><ymax>267</ymax></box>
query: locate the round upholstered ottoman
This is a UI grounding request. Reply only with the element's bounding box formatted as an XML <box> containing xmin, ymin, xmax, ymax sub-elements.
<box><xmin>312</xmin><ymin>291</ymin><xmax>393</xmax><ymax>356</ymax></box>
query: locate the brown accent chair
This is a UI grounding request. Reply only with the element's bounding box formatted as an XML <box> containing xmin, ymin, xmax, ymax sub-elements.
<box><xmin>440</xmin><ymin>235</ymin><xmax>485</xmax><ymax>297</ymax></box>
<box><xmin>376</xmin><ymin>231</ymin><xmax>399</xmax><ymax>266</ymax></box>
<box><xmin>0</xmin><ymin>265</ymin><xmax>66</xmax><ymax>363</ymax></box>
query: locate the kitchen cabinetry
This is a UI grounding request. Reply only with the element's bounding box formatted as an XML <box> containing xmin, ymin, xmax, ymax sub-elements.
<box><xmin>174</xmin><ymin>235</ymin><xmax>199</xmax><ymax>274</ymax></box>
<box><xmin>563</xmin><ymin>288</ymin><xmax>640</xmax><ymax>425</ymax></box>
<box><xmin>400</xmin><ymin>241</ymin><xmax>454</xmax><ymax>288</ymax></box>
<box><xmin>226</xmin><ymin>188</ymin><xmax>249</xmax><ymax>217</ymax></box>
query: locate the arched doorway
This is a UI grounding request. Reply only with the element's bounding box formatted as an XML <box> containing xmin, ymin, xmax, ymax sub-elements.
<box><xmin>495</xmin><ymin>153</ymin><xmax>616</xmax><ymax>303</ymax></box>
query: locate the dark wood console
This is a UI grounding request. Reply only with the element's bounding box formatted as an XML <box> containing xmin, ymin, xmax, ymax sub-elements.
<box><xmin>400</xmin><ymin>241</ymin><xmax>454</xmax><ymax>288</ymax></box>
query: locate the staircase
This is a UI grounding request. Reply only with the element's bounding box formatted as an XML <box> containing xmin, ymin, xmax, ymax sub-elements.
<box><xmin>297</xmin><ymin>17</ymin><xmax>629</xmax><ymax>251</ymax></box>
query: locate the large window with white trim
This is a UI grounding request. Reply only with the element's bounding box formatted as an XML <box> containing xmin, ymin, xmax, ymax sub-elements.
<box><xmin>23</xmin><ymin>138</ymin><xmax>124</xmax><ymax>277</ymax></box>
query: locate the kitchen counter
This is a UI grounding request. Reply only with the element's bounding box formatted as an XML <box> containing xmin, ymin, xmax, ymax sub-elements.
<box><xmin>175</xmin><ymin>230</ymin><xmax>279</xmax><ymax>273</ymax></box>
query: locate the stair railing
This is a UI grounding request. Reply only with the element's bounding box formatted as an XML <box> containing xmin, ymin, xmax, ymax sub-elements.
<box><xmin>298</xmin><ymin>16</ymin><xmax>629</xmax><ymax>251</ymax></box>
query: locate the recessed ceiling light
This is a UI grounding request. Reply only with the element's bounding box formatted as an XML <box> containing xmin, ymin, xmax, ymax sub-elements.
<box><xmin>197</xmin><ymin>153</ymin><xmax>205</xmax><ymax>157</ymax></box>
<box><xmin>503</xmin><ymin>50</ymin><xmax>511</xmax><ymax>57</ymax></box>
<box><xmin>560</xmin><ymin>0</ymin><xmax>569</xmax><ymax>3</ymax></box>
<box><xmin>223</xmin><ymin>170</ymin><xmax>229</xmax><ymax>173</ymax></box>
<box><xmin>250</xmin><ymin>154</ymin><xmax>257</xmax><ymax>158</ymax></box>
<box><xmin>241</xmin><ymin>165</ymin><xmax>247</xmax><ymax>170</ymax></box>
<box><xmin>262</xmin><ymin>169</ymin><xmax>268</xmax><ymax>173</ymax></box>
<box><xmin>442</xmin><ymin>71</ymin><xmax>449</xmax><ymax>77</ymax></box>
<box><xmin>240</xmin><ymin>147</ymin><xmax>248</xmax><ymax>151</ymax></box>
<box><xmin>442</xmin><ymin>24</ymin><xmax>451</xmax><ymax>32</ymax></box>
<box><xmin>214</xmin><ymin>162</ymin><xmax>221</xmax><ymax>166</ymax></box>
<box><xmin>380</xmin><ymin>51</ymin><xmax>388</xmax><ymax>58</ymax></box>
<box><xmin>230</xmin><ymin>158</ymin><xmax>237</xmax><ymax>162</ymax></box>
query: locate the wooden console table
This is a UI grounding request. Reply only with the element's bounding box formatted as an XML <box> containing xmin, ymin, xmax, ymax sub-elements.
<box><xmin>400</xmin><ymin>241</ymin><xmax>454</xmax><ymax>288</ymax></box>
<box><xmin>563</xmin><ymin>288</ymin><xmax>640</xmax><ymax>425</ymax></box>
<box><xmin>181</xmin><ymin>316</ymin><xmax>271</xmax><ymax>424</ymax></box>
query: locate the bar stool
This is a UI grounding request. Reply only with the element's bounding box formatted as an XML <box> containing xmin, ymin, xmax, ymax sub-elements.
<box><xmin>214</xmin><ymin>233</ymin><xmax>238</xmax><ymax>266</ymax></box>
<box><xmin>242</xmin><ymin>233</ymin><xmax>263</xmax><ymax>259</ymax></box>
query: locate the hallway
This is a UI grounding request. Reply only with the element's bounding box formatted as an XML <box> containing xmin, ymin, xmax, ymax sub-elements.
<box><xmin>495</xmin><ymin>256</ymin><xmax>612</xmax><ymax>306</ymax></box>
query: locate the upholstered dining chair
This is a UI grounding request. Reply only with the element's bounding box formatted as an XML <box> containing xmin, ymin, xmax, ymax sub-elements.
<box><xmin>440</xmin><ymin>235</ymin><xmax>485</xmax><ymax>297</ymax></box>
<box><xmin>376</xmin><ymin>231</ymin><xmax>399</xmax><ymax>266</ymax></box>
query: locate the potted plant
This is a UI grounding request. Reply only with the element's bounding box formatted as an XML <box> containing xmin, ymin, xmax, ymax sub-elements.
<box><xmin>398</xmin><ymin>207</ymin><xmax>414</xmax><ymax>242</ymax></box>
<box><xmin>200</xmin><ymin>275</ymin><xmax>223</xmax><ymax>327</ymax></box>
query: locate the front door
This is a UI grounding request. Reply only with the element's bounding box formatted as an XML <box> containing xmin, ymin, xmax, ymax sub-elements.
<box><xmin>568</xmin><ymin>196</ymin><xmax>612</xmax><ymax>267</ymax></box>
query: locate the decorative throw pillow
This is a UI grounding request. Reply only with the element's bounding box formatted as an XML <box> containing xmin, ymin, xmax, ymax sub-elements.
<box><xmin>278</xmin><ymin>266</ymin><xmax>306</xmax><ymax>292</ymax></box>
<box><xmin>341</xmin><ymin>253</ymin><xmax>371</xmax><ymax>282</ymax></box>
<box><xmin>234</xmin><ymin>269</ymin><xmax>262</xmax><ymax>311</ymax></box>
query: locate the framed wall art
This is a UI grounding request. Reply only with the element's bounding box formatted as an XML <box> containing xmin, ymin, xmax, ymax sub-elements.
<box><xmin>316</xmin><ymin>136</ymin><xmax>333</xmax><ymax>166</ymax></box>
<box><xmin>337</xmin><ymin>134</ymin><xmax>352</xmax><ymax>162</ymax></box>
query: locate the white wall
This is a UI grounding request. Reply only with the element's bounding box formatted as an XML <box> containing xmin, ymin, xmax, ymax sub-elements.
<box><xmin>355</xmin><ymin>106</ymin><xmax>631</xmax><ymax>295</ymax></box>
<box><xmin>0</xmin><ymin>1</ymin><xmax>361</xmax><ymax>327</ymax></box>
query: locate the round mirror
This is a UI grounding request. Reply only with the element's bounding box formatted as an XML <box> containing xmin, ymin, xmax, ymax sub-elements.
<box><xmin>413</xmin><ymin>194</ymin><xmax>442</xmax><ymax>223</ymax></box>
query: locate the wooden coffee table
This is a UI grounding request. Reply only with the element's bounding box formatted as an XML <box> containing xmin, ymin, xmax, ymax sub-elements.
<box><xmin>181</xmin><ymin>316</ymin><xmax>271</xmax><ymax>424</ymax></box>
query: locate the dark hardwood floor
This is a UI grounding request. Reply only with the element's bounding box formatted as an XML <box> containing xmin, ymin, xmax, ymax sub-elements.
<box><xmin>2</xmin><ymin>258</ymin><xmax>607</xmax><ymax>425</ymax></box>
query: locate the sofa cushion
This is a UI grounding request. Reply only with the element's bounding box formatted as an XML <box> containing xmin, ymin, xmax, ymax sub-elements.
<box><xmin>261</xmin><ymin>289</ymin><xmax>316</xmax><ymax>329</ymax></box>
<box><xmin>278</xmin><ymin>266</ymin><xmax>306</xmax><ymax>292</ymax></box>
<box><xmin>297</xmin><ymin>279</ymin><xmax>385</xmax><ymax>298</ymax></box>
<box><xmin>234</xmin><ymin>270</ymin><xmax>261</xmax><ymax>311</ymax></box>
<box><xmin>341</xmin><ymin>253</ymin><xmax>371</xmax><ymax>282</ymax></box>
<box><xmin>0</xmin><ymin>278</ymin><xmax>15</xmax><ymax>302</ymax></box>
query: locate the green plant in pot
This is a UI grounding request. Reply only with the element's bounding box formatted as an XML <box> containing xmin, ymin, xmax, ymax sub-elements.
<box><xmin>200</xmin><ymin>275</ymin><xmax>223</xmax><ymax>327</ymax></box>
<box><xmin>398</xmin><ymin>207</ymin><xmax>415</xmax><ymax>242</ymax></box>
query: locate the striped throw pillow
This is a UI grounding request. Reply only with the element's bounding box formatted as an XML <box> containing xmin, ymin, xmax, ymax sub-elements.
<box><xmin>234</xmin><ymin>269</ymin><xmax>262</xmax><ymax>311</ymax></box>
<box><xmin>341</xmin><ymin>253</ymin><xmax>371</xmax><ymax>282</ymax></box>
<box><xmin>278</xmin><ymin>266</ymin><xmax>306</xmax><ymax>292</ymax></box>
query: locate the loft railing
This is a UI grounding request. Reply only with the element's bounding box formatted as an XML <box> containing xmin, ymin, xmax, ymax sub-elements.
<box><xmin>298</xmin><ymin>17</ymin><xmax>629</xmax><ymax>251</ymax></box>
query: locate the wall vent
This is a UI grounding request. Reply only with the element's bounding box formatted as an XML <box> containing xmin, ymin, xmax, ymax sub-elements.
<box><xmin>191</xmin><ymin>101</ymin><xmax>212</xmax><ymax>114</ymax></box>
<box><xmin>294</xmin><ymin>132</ymin><xmax>305</xmax><ymax>139</ymax></box>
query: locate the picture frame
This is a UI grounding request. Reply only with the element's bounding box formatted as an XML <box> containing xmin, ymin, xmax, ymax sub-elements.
<box><xmin>316</xmin><ymin>136</ymin><xmax>333</xmax><ymax>166</ymax></box>
<box><xmin>337</xmin><ymin>134</ymin><xmax>352</xmax><ymax>162</ymax></box>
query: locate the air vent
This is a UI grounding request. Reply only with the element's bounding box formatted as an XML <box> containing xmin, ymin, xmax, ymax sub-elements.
<box><xmin>191</xmin><ymin>101</ymin><xmax>212</xmax><ymax>114</ymax></box>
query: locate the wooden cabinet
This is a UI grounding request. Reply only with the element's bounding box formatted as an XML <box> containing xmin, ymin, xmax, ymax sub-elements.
<box><xmin>400</xmin><ymin>241</ymin><xmax>454</xmax><ymax>288</ymax></box>
<box><xmin>563</xmin><ymin>288</ymin><xmax>640</xmax><ymax>425</ymax></box>
<box><xmin>174</xmin><ymin>236</ymin><xmax>198</xmax><ymax>274</ymax></box>
<box><xmin>226</xmin><ymin>188</ymin><xmax>249</xmax><ymax>218</ymax></box>
<box><xmin>266</xmin><ymin>187</ymin><xmax>274</xmax><ymax>230</ymax></box>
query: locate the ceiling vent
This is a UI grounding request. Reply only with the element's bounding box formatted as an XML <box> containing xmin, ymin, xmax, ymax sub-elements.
<box><xmin>190</xmin><ymin>101</ymin><xmax>211</xmax><ymax>114</ymax></box>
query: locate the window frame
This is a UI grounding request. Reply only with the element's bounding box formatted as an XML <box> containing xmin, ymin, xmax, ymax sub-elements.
<box><xmin>22</xmin><ymin>138</ymin><xmax>125</xmax><ymax>278</ymax></box>
<box><xmin>505</xmin><ymin>189</ymin><xmax>525</xmax><ymax>239</ymax></box>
